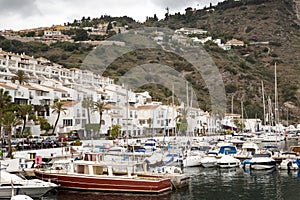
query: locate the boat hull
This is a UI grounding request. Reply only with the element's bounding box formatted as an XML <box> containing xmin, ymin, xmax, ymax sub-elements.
<box><xmin>217</xmin><ymin>155</ymin><xmax>240</xmax><ymax>168</ymax></box>
<box><xmin>34</xmin><ymin>170</ymin><xmax>171</xmax><ymax>194</ymax></box>
<box><xmin>0</xmin><ymin>185</ymin><xmax>55</xmax><ymax>199</ymax></box>
<box><xmin>250</xmin><ymin>163</ymin><xmax>276</xmax><ymax>170</ymax></box>
<box><xmin>183</xmin><ymin>155</ymin><xmax>202</xmax><ymax>167</ymax></box>
<box><xmin>200</xmin><ymin>157</ymin><xmax>217</xmax><ymax>168</ymax></box>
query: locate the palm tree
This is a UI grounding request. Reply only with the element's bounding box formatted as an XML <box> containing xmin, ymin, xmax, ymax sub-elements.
<box><xmin>176</xmin><ymin>107</ymin><xmax>189</xmax><ymax>136</ymax></box>
<box><xmin>11</xmin><ymin>70</ymin><xmax>29</xmax><ymax>85</ymax></box>
<box><xmin>51</xmin><ymin>101</ymin><xmax>67</xmax><ymax>135</ymax></box>
<box><xmin>0</xmin><ymin>89</ymin><xmax>12</xmax><ymax>159</ymax></box>
<box><xmin>82</xmin><ymin>96</ymin><xmax>93</xmax><ymax>124</ymax></box>
<box><xmin>92</xmin><ymin>100</ymin><xmax>109</xmax><ymax>135</ymax></box>
<box><xmin>147</xmin><ymin>117</ymin><xmax>152</xmax><ymax>134</ymax></box>
<box><xmin>2</xmin><ymin>111</ymin><xmax>22</xmax><ymax>158</ymax></box>
<box><xmin>16</xmin><ymin>104</ymin><xmax>34</xmax><ymax>137</ymax></box>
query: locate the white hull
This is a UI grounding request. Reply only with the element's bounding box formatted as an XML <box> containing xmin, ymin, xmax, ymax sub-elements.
<box><xmin>200</xmin><ymin>157</ymin><xmax>218</xmax><ymax>168</ymax></box>
<box><xmin>183</xmin><ymin>155</ymin><xmax>202</xmax><ymax>167</ymax></box>
<box><xmin>0</xmin><ymin>171</ymin><xmax>57</xmax><ymax>199</ymax></box>
<box><xmin>201</xmin><ymin>162</ymin><xmax>217</xmax><ymax>168</ymax></box>
<box><xmin>218</xmin><ymin>163</ymin><xmax>240</xmax><ymax>168</ymax></box>
<box><xmin>249</xmin><ymin>154</ymin><xmax>276</xmax><ymax>170</ymax></box>
<box><xmin>250</xmin><ymin>164</ymin><xmax>275</xmax><ymax>170</ymax></box>
<box><xmin>217</xmin><ymin>155</ymin><xmax>240</xmax><ymax>168</ymax></box>
<box><xmin>0</xmin><ymin>184</ymin><xmax>55</xmax><ymax>199</ymax></box>
<box><xmin>279</xmin><ymin>160</ymin><xmax>299</xmax><ymax>170</ymax></box>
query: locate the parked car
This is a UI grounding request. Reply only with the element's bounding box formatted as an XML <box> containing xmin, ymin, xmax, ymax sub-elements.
<box><xmin>28</xmin><ymin>136</ymin><xmax>44</xmax><ymax>143</ymax></box>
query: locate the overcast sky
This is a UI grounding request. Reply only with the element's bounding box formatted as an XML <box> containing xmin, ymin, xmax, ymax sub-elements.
<box><xmin>0</xmin><ymin>0</ymin><xmax>223</xmax><ymax>31</ymax></box>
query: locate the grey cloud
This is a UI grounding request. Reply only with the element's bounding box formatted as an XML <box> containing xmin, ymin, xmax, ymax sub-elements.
<box><xmin>150</xmin><ymin>0</ymin><xmax>197</xmax><ymax>10</ymax></box>
<box><xmin>150</xmin><ymin>0</ymin><xmax>223</xmax><ymax>10</ymax></box>
<box><xmin>0</xmin><ymin>0</ymin><xmax>41</xmax><ymax>17</ymax></box>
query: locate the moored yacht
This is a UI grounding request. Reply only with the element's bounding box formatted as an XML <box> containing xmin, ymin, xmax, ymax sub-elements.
<box><xmin>249</xmin><ymin>153</ymin><xmax>276</xmax><ymax>170</ymax></box>
<box><xmin>0</xmin><ymin>170</ymin><xmax>58</xmax><ymax>199</ymax></box>
<box><xmin>200</xmin><ymin>152</ymin><xmax>218</xmax><ymax>168</ymax></box>
<box><xmin>217</xmin><ymin>155</ymin><xmax>240</xmax><ymax>168</ymax></box>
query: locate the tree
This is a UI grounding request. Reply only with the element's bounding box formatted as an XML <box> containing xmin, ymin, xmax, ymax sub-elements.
<box><xmin>110</xmin><ymin>124</ymin><xmax>121</xmax><ymax>139</ymax></box>
<box><xmin>72</xmin><ymin>29</ymin><xmax>88</xmax><ymax>41</ymax></box>
<box><xmin>16</xmin><ymin>104</ymin><xmax>34</xmax><ymax>137</ymax></box>
<box><xmin>38</xmin><ymin>116</ymin><xmax>51</xmax><ymax>133</ymax></box>
<box><xmin>106</xmin><ymin>22</ymin><xmax>113</xmax><ymax>33</ymax></box>
<box><xmin>147</xmin><ymin>118</ymin><xmax>152</xmax><ymax>134</ymax></box>
<box><xmin>11</xmin><ymin>70</ymin><xmax>29</xmax><ymax>85</ymax></box>
<box><xmin>92</xmin><ymin>100</ymin><xmax>109</xmax><ymax>135</ymax></box>
<box><xmin>26</xmin><ymin>31</ymin><xmax>35</xmax><ymax>37</ymax></box>
<box><xmin>234</xmin><ymin>119</ymin><xmax>244</xmax><ymax>132</ymax></box>
<box><xmin>82</xmin><ymin>97</ymin><xmax>93</xmax><ymax>124</ymax></box>
<box><xmin>0</xmin><ymin>89</ymin><xmax>12</xmax><ymax>159</ymax></box>
<box><xmin>176</xmin><ymin>107</ymin><xmax>189</xmax><ymax>136</ymax></box>
<box><xmin>51</xmin><ymin>101</ymin><xmax>67</xmax><ymax>135</ymax></box>
<box><xmin>2</xmin><ymin>111</ymin><xmax>22</xmax><ymax>158</ymax></box>
<box><xmin>153</xmin><ymin>14</ymin><xmax>158</xmax><ymax>21</ymax></box>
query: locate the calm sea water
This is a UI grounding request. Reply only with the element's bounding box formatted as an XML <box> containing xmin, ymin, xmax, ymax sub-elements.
<box><xmin>43</xmin><ymin>141</ymin><xmax>300</xmax><ymax>200</ymax></box>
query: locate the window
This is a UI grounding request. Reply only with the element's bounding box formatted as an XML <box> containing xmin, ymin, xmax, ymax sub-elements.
<box><xmin>75</xmin><ymin>119</ymin><xmax>81</xmax><ymax>125</ymax></box>
<box><xmin>63</xmin><ymin>119</ymin><xmax>73</xmax><ymax>126</ymax></box>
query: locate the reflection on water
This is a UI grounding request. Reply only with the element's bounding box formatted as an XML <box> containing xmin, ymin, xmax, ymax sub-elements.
<box><xmin>43</xmin><ymin>190</ymin><xmax>171</xmax><ymax>200</ymax></box>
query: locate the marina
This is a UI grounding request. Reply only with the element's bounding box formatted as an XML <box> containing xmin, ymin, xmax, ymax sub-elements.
<box><xmin>41</xmin><ymin>165</ymin><xmax>300</xmax><ymax>200</ymax></box>
<box><xmin>1</xmin><ymin>0</ymin><xmax>300</xmax><ymax>199</ymax></box>
<box><xmin>1</xmin><ymin>137</ymin><xmax>300</xmax><ymax>199</ymax></box>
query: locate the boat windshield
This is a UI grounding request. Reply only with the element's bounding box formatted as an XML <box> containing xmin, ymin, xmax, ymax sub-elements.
<box><xmin>144</xmin><ymin>143</ymin><xmax>156</xmax><ymax>147</ymax></box>
<box><xmin>253</xmin><ymin>153</ymin><xmax>271</xmax><ymax>158</ymax></box>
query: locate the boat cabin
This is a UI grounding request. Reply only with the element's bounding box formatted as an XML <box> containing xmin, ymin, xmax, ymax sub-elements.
<box><xmin>218</xmin><ymin>146</ymin><xmax>238</xmax><ymax>155</ymax></box>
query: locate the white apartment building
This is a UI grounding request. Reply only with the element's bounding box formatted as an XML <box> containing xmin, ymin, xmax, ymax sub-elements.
<box><xmin>0</xmin><ymin>48</ymin><xmax>211</xmax><ymax>138</ymax></box>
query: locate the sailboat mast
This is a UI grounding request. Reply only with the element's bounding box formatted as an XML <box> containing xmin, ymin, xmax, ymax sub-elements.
<box><xmin>172</xmin><ymin>84</ymin><xmax>175</xmax><ymax>136</ymax></box>
<box><xmin>262</xmin><ymin>81</ymin><xmax>266</xmax><ymax>129</ymax></box>
<box><xmin>241</xmin><ymin>99</ymin><xmax>244</xmax><ymax>132</ymax></box>
<box><xmin>274</xmin><ymin>63</ymin><xmax>279</xmax><ymax>130</ymax></box>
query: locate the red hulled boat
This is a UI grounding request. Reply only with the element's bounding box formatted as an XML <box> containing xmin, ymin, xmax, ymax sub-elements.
<box><xmin>34</xmin><ymin>159</ymin><xmax>171</xmax><ymax>194</ymax></box>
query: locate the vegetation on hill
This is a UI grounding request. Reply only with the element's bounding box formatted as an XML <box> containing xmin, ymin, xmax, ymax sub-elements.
<box><xmin>1</xmin><ymin>0</ymin><xmax>300</xmax><ymax>124</ymax></box>
<box><xmin>144</xmin><ymin>0</ymin><xmax>300</xmax><ymax>123</ymax></box>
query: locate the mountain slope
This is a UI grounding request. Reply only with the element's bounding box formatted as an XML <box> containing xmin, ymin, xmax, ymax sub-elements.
<box><xmin>1</xmin><ymin>0</ymin><xmax>300</xmax><ymax>123</ymax></box>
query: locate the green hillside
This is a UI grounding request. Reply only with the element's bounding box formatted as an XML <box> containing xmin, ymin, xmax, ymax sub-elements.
<box><xmin>1</xmin><ymin>0</ymin><xmax>300</xmax><ymax>124</ymax></box>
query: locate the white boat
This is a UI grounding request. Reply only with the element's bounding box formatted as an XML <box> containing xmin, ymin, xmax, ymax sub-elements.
<box><xmin>261</xmin><ymin>133</ymin><xmax>285</xmax><ymax>142</ymax></box>
<box><xmin>249</xmin><ymin>153</ymin><xmax>276</xmax><ymax>170</ymax></box>
<box><xmin>0</xmin><ymin>170</ymin><xmax>58</xmax><ymax>199</ymax></box>
<box><xmin>11</xmin><ymin>195</ymin><xmax>33</xmax><ymax>200</ymax></box>
<box><xmin>182</xmin><ymin>154</ymin><xmax>202</xmax><ymax>167</ymax></box>
<box><xmin>235</xmin><ymin>142</ymin><xmax>260</xmax><ymax>160</ymax></box>
<box><xmin>279</xmin><ymin>159</ymin><xmax>300</xmax><ymax>170</ymax></box>
<box><xmin>10</xmin><ymin>185</ymin><xmax>34</xmax><ymax>200</ymax></box>
<box><xmin>217</xmin><ymin>155</ymin><xmax>240</xmax><ymax>168</ymax></box>
<box><xmin>200</xmin><ymin>152</ymin><xmax>218</xmax><ymax>168</ymax></box>
<box><xmin>143</xmin><ymin>138</ymin><xmax>159</xmax><ymax>152</ymax></box>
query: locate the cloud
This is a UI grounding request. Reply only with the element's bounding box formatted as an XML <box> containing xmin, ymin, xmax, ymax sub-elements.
<box><xmin>0</xmin><ymin>0</ymin><xmax>224</xmax><ymax>30</ymax></box>
<box><xmin>151</xmin><ymin>0</ymin><xmax>198</xmax><ymax>10</ymax></box>
<box><xmin>0</xmin><ymin>0</ymin><xmax>41</xmax><ymax>17</ymax></box>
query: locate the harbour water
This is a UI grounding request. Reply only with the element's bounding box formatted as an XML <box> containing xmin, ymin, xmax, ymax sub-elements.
<box><xmin>43</xmin><ymin>167</ymin><xmax>300</xmax><ymax>200</ymax></box>
<box><xmin>42</xmin><ymin>140</ymin><xmax>300</xmax><ymax>200</ymax></box>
